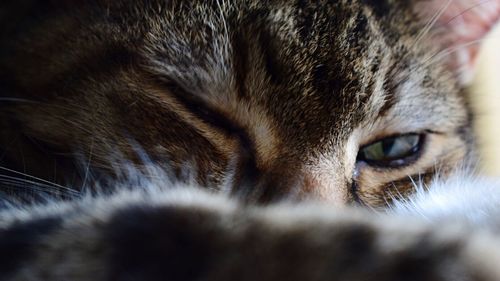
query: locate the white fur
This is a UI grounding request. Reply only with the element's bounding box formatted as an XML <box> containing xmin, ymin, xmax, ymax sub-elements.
<box><xmin>390</xmin><ymin>171</ymin><xmax>500</xmax><ymax>230</ymax></box>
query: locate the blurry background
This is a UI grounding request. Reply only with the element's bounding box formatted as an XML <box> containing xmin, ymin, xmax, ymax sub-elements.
<box><xmin>471</xmin><ymin>22</ymin><xmax>500</xmax><ymax>176</ymax></box>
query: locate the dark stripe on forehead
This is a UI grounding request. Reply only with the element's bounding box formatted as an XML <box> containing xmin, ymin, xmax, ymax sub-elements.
<box><xmin>295</xmin><ymin>0</ymin><xmax>317</xmax><ymax>41</ymax></box>
<box><xmin>0</xmin><ymin>217</ymin><xmax>62</xmax><ymax>277</ymax></box>
<box><xmin>232</xmin><ymin>31</ymin><xmax>249</xmax><ymax>99</ymax></box>
<box><xmin>359</xmin><ymin>0</ymin><xmax>391</xmax><ymax>18</ymax></box>
<box><xmin>259</xmin><ymin>27</ymin><xmax>290</xmax><ymax>85</ymax></box>
<box><xmin>373</xmin><ymin>54</ymin><xmax>403</xmax><ymax>119</ymax></box>
<box><xmin>352</xmin><ymin>11</ymin><xmax>369</xmax><ymax>36</ymax></box>
<box><xmin>377</xmin><ymin>79</ymin><xmax>398</xmax><ymax>118</ymax></box>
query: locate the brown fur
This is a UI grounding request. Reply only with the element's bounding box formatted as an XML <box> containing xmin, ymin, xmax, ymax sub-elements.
<box><xmin>3</xmin><ymin>188</ymin><xmax>500</xmax><ymax>281</ymax></box>
<box><xmin>2</xmin><ymin>2</ymin><xmax>500</xmax><ymax>280</ymax></box>
<box><xmin>0</xmin><ymin>0</ymin><xmax>473</xmax><ymax>207</ymax></box>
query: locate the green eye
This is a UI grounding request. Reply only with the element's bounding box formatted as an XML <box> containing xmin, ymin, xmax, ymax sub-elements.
<box><xmin>357</xmin><ymin>134</ymin><xmax>424</xmax><ymax>167</ymax></box>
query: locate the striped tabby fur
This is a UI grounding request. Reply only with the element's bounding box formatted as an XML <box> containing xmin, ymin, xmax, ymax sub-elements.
<box><xmin>1</xmin><ymin>0</ymin><xmax>500</xmax><ymax>280</ymax></box>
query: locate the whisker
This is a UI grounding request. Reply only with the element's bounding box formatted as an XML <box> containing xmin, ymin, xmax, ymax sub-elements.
<box><xmin>50</xmin><ymin>115</ymin><xmax>96</xmax><ymax>136</ymax></box>
<box><xmin>400</xmin><ymin>0</ymin><xmax>496</xmax><ymax>88</ymax></box>
<box><xmin>411</xmin><ymin>0</ymin><xmax>453</xmax><ymax>51</ymax></box>
<box><xmin>390</xmin><ymin>37</ymin><xmax>486</xmax><ymax>93</ymax></box>
<box><xmin>384</xmin><ymin>182</ymin><xmax>404</xmax><ymax>208</ymax></box>
<box><xmin>0</xmin><ymin>175</ymin><xmax>79</xmax><ymax>197</ymax></box>
<box><xmin>421</xmin><ymin>39</ymin><xmax>484</xmax><ymax>67</ymax></box>
<box><xmin>81</xmin><ymin>137</ymin><xmax>95</xmax><ymax>191</ymax></box>
<box><xmin>0</xmin><ymin>179</ymin><xmax>58</xmax><ymax>195</ymax></box>
<box><xmin>0</xmin><ymin>166</ymin><xmax>78</xmax><ymax>194</ymax></box>
<box><xmin>444</xmin><ymin>0</ymin><xmax>495</xmax><ymax>25</ymax></box>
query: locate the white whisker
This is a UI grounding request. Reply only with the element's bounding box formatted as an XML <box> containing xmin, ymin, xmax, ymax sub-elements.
<box><xmin>0</xmin><ymin>166</ymin><xmax>77</xmax><ymax>194</ymax></box>
<box><xmin>81</xmin><ymin>137</ymin><xmax>95</xmax><ymax>191</ymax></box>
<box><xmin>412</xmin><ymin>0</ymin><xmax>453</xmax><ymax>51</ymax></box>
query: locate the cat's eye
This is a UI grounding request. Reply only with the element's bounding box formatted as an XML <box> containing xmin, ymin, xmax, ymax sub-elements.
<box><xmin>357</xmin><ymin>134</ymin><xmax>424</xmax><ymax>167</ymax></box>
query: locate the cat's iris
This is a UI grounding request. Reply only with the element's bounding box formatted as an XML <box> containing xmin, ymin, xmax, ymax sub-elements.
<box><xmin>357</xmin><ymin>134</ymin><xmax>424</xmax><ymax>167</ymax></box>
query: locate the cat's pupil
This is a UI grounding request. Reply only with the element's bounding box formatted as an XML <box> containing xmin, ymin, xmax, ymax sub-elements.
<box><xmin>382</xmin><ymin>138</ymin><xmax>396</xmax><ymax>155</ymax></box>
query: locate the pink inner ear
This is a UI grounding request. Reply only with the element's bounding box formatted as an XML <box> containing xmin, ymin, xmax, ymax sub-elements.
<box><xmin>419</xmin><ymin>0</ymin><xmax>500</xmax><ymax>84</ymax></box>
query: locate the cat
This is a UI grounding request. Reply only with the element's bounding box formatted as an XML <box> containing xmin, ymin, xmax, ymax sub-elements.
<box><xmin>1</xmin><ymin>0</ymin><xmax>500</xmax><ymax>280</ymax></box>
<box><xmin>0</xmin><ymin>0</ymin><xmax>476</xmax><ymax>206</ymax></box>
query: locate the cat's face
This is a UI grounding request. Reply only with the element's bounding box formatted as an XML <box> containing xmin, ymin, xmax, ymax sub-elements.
<box><xmin>0</xmin><ymin>0</ymin><xmax>489</xmax><ymax>206</ymax></box>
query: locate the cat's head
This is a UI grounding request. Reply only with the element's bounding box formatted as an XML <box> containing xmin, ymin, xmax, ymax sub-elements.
<box><xmin>0</xmin><ymin>0</ymin><xmax>496</xmax><ymax>206</ymax></box>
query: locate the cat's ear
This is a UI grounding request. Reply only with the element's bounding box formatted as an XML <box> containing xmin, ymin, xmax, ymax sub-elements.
<box><xmin>413</xmin><ymin>0</ymin><xmax>500</xmax><ymax>84</ymax></box>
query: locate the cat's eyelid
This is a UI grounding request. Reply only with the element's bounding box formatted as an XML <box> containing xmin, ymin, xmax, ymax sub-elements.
<box><xmin>357</xmin><ymin>134</ymin><xmax>427</xmax><ymax>169</ymax></box>
<box><xmin>425</xmin><ymin>129</ymin><xmax>445</xmax><ymax>135</ymax></box>
<box><xmin>359</xmin><ymin>130</ymin><xmax>435</xmax><ymax>149</ymax></box>
<box><xmin>148</xmin><ymin>77</ymin><xmax>242</xmax><ymax>137</ymax></box>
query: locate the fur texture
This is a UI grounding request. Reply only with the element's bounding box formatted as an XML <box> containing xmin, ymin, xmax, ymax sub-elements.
<box><xmin>0</xmin><ymin>0</ymin><xmax>474</xmax><ymax>206</ymax></box>
<box><xmin>2</xmin><ymin>173</ymin><xmax>500</xmax><ymax>281</ymax></box>
<box><xmin>1</xmin><ymin>1</ymin><xmax>500</xmax><ymax>280</ymax></box>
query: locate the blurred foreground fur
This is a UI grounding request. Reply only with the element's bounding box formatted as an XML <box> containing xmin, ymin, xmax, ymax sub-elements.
<box><xmin>3</xmin><ymin>172</ymin><xmax>500</xmax><ymax>281</ymax></box>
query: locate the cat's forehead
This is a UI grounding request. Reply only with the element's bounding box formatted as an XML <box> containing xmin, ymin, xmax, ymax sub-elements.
<box><xmin>143</xmin><ymin>0</ymin><xmax>464</xmax><ymax>157</ymax></box>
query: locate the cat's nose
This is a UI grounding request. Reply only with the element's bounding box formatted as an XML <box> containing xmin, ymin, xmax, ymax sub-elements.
<box><xmin>299</xmin><ymin>170</ymin><xmax>356</xmax><ymax>206</ymax></box>
<box><xmin>244</xmin><ymin>164</ymin><xmax>355</xmax><ymax>206</ymax></box>
<box><xmin>231</xmin><ymin>141</ymin><xmax>357</xmax><ymax>205</ymax></box>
